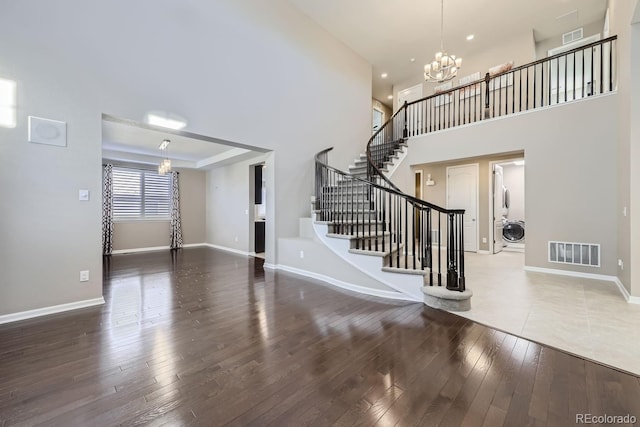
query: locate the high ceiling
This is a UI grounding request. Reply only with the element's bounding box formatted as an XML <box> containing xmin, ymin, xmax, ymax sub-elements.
<box><xmin>289</xmin><ymin>0</ymin><xmax>608</xmax><ymax>105</ymax></box>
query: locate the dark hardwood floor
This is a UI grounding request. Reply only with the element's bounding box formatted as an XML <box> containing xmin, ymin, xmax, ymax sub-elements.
<box><xmin>1</xmin><ymin>247</ymin><xmax>639</xmax><ymax>426</ymax></box>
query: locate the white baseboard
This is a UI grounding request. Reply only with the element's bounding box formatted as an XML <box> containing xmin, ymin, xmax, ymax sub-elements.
<box><xmin>0</xmin><ymin>297</ymin><xmax>105</xmax><ymax>325</ymax></box>
<box><xmin>111</xmin><ymin>243</ymin><xmax>206</xmax><ymax>255</ymax></box>
<box><xmin>477</xmin><ymin>250</ymin><xmax>491</xmax><ymax>255</ymax></box>
<box><xmin>524</xmin><ymin>265</ymin><xmax>640</xmax><ymax>304</ymax></box>
<box><xmin>614</xmin><ymin>277</ymin><xmax>640</xmax><ymax>304</ymax></box>
<box><xmin>203</xmin><ymin>243</ymin><xmax>251</xmax><ymax>257</ymax></box>
<box><xmin>112</xmin><ymin>245</ymin><xmax>170</xmax><ymax>254</ymax></box>
<box><xmin>268</xmin><ymin>264</ymin><xmax>421</xmax><ymax>303</ymax></box>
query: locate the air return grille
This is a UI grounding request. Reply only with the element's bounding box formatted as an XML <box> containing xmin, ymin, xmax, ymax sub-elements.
<box><xmin>549</xmin><ymin>241</ymin><xmax>600</xmax><ymax>267</ymax></box>
<box><xmin>562</xmin><ymin>28</ymin><xmax>584</xmax><ymax>45</ymax></box>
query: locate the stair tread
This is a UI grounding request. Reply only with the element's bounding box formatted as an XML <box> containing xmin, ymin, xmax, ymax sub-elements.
<box><xmin>381</xmin><ymin>265</ymin><xmax>429</xmax><ymax>276</ymax></box>
<box><xmin>348</xmin><ymin>244</ymin><xmax>403</xmax><ymax>257</ymax></box>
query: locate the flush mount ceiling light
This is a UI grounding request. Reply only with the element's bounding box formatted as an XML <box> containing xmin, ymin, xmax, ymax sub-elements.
<box><xmin>424</xmin><ymin>0</ymin><xmax>462</xmax><ymax>83</ymax></box>
<box><xmin>145</xmin><ymin>111</ymin><xmax>187</xmax><ymax>130</ymax></box>
<box><xmin>381</xmin><ymin>72</ymin><xmax>388</xmax><ymax>78</ymax></box>
<box><xmin>158</xmin><ymin>139</ymin><xmax>172</xmax><ymax>175</ymax></box>
<box><xmin>466</xmin><ymin>34</ymin><xmax>475</xmax><ymax>41</ymax></box>
<box><xmin>387</xmin><ymin>95</ymin><xmax>393</xmax><ymax>100</ymax></box>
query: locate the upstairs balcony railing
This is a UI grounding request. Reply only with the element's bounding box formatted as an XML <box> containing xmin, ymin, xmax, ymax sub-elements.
<box><xmin>400</xmin><ymin>35</ymin><xmax>617</xmax><ymax>137</ymax></box>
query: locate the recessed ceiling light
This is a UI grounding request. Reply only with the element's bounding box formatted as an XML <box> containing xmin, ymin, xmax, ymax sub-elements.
<box><xmin>410</xmin><ymin>58</ymin><xmax>416</xmax><ymax>62</ymax></box>
<box><xmin>466</xmin><ymin>34</ymin><xmax>475</xmax><ymax>41</ymax></box>
<box><xmin>381</xmin><ymin>73</ymin><xmax>388</xmax><ymax>78</ymax></box>
<box><xmin>387</xmin><ymin>95</ymin><xmax>393</xmax><ymax>100</ymax></box>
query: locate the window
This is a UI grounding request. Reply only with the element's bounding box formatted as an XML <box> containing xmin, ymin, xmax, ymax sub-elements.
<box><xmin>112</xmin><ymin>167</ymin><xmax>171</xmax><ymax>220</ymax></box>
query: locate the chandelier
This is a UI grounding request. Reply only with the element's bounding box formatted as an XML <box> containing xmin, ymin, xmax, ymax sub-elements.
<box><xmin>424</xmin><ymin>0</ymin><xmax>461</xmax><ymax>83</ymax></box>
<box><xmin>158</xmin><ymin>139</ymin><xmax>172</xmax><ymax>175</ymax></box>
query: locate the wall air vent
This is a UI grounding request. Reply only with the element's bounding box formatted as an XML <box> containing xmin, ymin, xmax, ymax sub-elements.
<box><xmin>549</xmin><ymin>241</ymin><xmax>600</xmax><ymax>267</ymax></box>
<box><xmin>562</xmin><ymin>28</ymin><xmax>584</xmax><ymax>45</ymax></box>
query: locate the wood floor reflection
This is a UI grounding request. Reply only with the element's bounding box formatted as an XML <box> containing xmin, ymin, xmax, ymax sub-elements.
<box><xmin>1</xmin><ymin>247</ymin><xmax>639</xmax><ymax>426</ymax></box>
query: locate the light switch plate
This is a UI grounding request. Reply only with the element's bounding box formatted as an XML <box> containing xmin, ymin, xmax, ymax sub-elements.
<box><xmin>79</xmin><ymin>189</ymin><xmax>90</xmax><ymax>201</ymax></box>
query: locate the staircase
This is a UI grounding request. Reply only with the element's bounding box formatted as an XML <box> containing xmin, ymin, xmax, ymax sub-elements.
<box><xmin>313</xmin><ymin>135</ymin><xmax>469</xmax><ymax>307</ymax></box>
<box><xmin>312</xmin><ymin>35</ymin><xmax>617</xmax><ymax>309</ymax></box>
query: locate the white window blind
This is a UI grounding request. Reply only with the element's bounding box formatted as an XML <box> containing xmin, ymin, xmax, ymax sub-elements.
<box><xmin>112</xmin><ymin>167</ymin><xmax>171</xmax><ymax>220</ymax></box>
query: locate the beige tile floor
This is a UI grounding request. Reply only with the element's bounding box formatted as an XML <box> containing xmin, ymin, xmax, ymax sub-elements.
<box><xmin>457</xmin><ymin>251</ymin><xmax>640</xmax><ymax>375</ymax></box>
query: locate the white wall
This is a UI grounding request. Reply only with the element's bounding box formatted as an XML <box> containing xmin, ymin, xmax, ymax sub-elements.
<box><xmin>609</xmin><ymin>0</ymin><xmax>639</xmax><ymax>295</ymax></box>
<box><xmin>404</xmin><ymin>94</ymin><xmax>618</xmax><ymax>276</ymax></box>
<box><xmin>0</xmin><ymin>0</ymin><xmax>371</xmax><ymax>316</ymax></box>
<box><xmin>206</xmin><ymin>154</ymin><xmax>269</xmax><ymax>253</ymax></box>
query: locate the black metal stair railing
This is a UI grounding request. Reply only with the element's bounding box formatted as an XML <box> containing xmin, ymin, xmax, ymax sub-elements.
<box><xmin>315</xmin><ymin>147</ymin><xmax>466</xmax><ymax>292</ymax></box>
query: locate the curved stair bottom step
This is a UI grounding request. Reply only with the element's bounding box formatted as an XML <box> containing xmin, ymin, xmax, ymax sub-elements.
<box><xmin>422</xmin><ymin>286</ymin><xmax>473</xmax><ymax>312</ymax></box>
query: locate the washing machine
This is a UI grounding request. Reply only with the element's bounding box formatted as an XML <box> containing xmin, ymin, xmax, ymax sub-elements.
<box><xmin>503</xmin><ymin>220</ymin><xmax>525</xmax><ymax>243</ymax></box>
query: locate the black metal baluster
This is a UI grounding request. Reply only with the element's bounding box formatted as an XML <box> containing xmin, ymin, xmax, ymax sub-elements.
<box><xmin>582</xmin><ymin>47</ymin><xmax>585</xmax><ymax>98</ymax></box>
<box><xmin>600</xmin><ymin>43</ymin><xmax>604</xmax><ymax>95</ymax></box>
<box><xmin>609</xmin><ymin>40</ymin><xmax>613</xmax><ymax>91</ymax></box>
<box><xmin>573</xmin><ymin>51</ymin><xmax>576</xmax><ymax>101</ymax></box>
<box><xmin>557</xmin><ymin>57</ymin><xmax>560</xmax><ymax>104</ymax></box>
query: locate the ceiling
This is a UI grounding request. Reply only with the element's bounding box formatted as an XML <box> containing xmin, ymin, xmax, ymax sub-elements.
<box><xmin>102</xmin><ymin>117</ymin><xmax>266</xmax><ymax>170</ymax></box>
<box><xmin>289</xmin><ymin>0</ymin><xmax>608</xmax><ymax>105</ymax></box>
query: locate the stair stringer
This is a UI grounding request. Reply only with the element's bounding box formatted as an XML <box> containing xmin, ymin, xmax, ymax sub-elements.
<box><xmin>312</xmin><ymin>215</ymin><xmax>424</xmax><ymax>302</ymax></box>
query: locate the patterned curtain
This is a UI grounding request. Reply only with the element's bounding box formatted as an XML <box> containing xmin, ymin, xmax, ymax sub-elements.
<box><xmin>102</xmin><ymin>164</ymin><xmax>114</xmax><ymax>255</ymax></box>
<box><xmin>170</xmin><ymin>171</ymin><xmax>183</xmax><ymax>249</ymax></box>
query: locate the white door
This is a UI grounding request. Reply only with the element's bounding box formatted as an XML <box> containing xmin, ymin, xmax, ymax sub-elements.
<box><xmin>493</xmin><ymin>164</ymin><xmax>504</xmax><ymax>253</ymax></box>
<box><xmin>447</xmin><ymin>164</ymin><xmax>478</xmax><ymax>252</ymax></box>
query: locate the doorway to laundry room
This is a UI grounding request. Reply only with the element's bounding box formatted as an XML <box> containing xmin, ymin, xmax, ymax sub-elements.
<box><xmin>491</xmin><ymin>158</ymin><xmax>525</xmax><ymax>254</ymax></box>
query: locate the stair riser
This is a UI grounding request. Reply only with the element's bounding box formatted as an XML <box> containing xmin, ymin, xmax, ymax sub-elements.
<box><xmin>327</xmin><ymin>223</ymin><xmax>384</xmax><ymax>234</ymax></box>
<box><xmin>317</xmin><ymin>213</ymin><xmax>378</xmax><ymax>221</ymax></box>
<box><xmin>349</xmin><ymin>236</ymin><xmax>398</xmax><ymax>250</ymax></box>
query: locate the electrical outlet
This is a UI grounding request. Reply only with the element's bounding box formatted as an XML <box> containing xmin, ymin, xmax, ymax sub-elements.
<box><xmin>80</xmin><ymin>270</ymin><xmax>89</xmax><ymax>282</ymax></box>
<box><xmin>623</xmin><ymin>207</ymin><xmax>627</xmax><ymax>217</ymax></box>
<box><xmin>482</xmin><ymin>237</ymin><xmax>487</xmax><ymax>243</ymax></box>
<box><xmin>299</xmin><ymin>250</ymin><xmax>304</xmax><ymax>259</ymax></box>
<box><xmin>618</xmin><ymin>259</ymin><xmax>624</xmax><ymax>270</ymax></box>
<box><xmin>78</xmin><ymin>189</ymin><xmax>90</xmax><ymax>201</ymax></box>
<box><xmin>235</xmin><ymin>236</ymin><xmax>239</xmax><ymax>242</ymax></box>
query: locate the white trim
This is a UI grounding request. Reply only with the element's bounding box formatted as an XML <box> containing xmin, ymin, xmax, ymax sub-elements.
<box><xmin>203</xmin><ymin>243</ymin><xmax>251</xmax><ymax>257</ymax></box>
<box><xmin>446</xmin><ymin>163</ymin><xmax>480</xmax><ymax>252</ymax></box>
<box><xmin>477</xmin><ymin>250</ymin><xmax>491</xmax><ymax>255</ymax></box>
<box><xmin>0</xmin><ymin>297</ymin><xmax>105</xmax><ymax>325</ymax></box>
<box><xmin>524</xmin><ymin>265</ymin><xmax>640</xmax><ymax>303</ymax></box>
<box><xmin>614</xmin><ymin>277</ymin><xmax>640</xmax><ymax>304</ymax></box>
<box><xmin>111</xmin><ymin>243</ymin><xmax>206</xmax><ymax>254</ymax></box>
<box><xmin>268</xmin><ymin>264</ymin><xmax>419</xmax><ymax>302</ymax></box>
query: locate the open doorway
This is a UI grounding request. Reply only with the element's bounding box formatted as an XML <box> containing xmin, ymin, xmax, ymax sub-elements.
<box><xmin>490</xmin><ymin>158</ymin><xmax>525</xmax><ymax>254</ymax></box>
<box><xmin>100</xmin><ymin>114</ymin><xmax>272</xmax><ymax>262</ymax></box>
<box><xmin>250</xmin><ymin>163</ymin><xmax>266</xmax><ymax>259</ymax></box>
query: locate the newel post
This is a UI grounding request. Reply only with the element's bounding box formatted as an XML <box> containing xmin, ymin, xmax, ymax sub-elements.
<box><xmin>483</xmin><ymin>72</ymin><xmax>491</xmax><ymax>119</ymax></box>
<box><xmin>402</xmin><ymin>101</ymin><xmax>408</xmax><ymax>138</ymax></box>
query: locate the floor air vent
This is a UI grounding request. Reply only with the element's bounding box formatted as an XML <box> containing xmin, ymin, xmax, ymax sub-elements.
<box><xmin>549</xmin><ymin>241</ymin><xmax>600</xmax><ymax>267</ymax></box>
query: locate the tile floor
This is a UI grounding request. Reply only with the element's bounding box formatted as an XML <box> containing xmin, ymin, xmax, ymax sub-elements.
<box><xmin>458</xmin><ymin>251</ymin><xmax>640</xmax><ymax>375</ymax></box>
